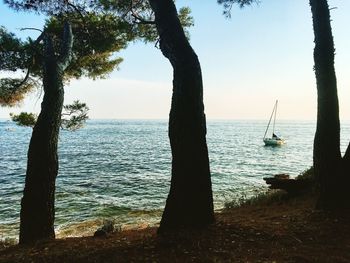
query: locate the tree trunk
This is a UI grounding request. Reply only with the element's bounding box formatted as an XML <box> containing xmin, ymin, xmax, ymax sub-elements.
<box><xmin>148</xmin><ymin>0</ymin><xmax>214</xmax><ymax>232</ymax></box>
<box><xmin>19</xmin><ymin>23</ymin><xmax>73</xmax><ymax>244</ymax></box>
<box><xmin>343</xmin><ymin>144</ymin><xmax>350</xmax><ymax>180</ymax></box>
<box><xmin>344</xmin><ymin>145</ymin><xmax>350</xmax><ymax>162</ymax></box>
<box><xmin>310</xmin><ymin>0</ymin><xmax>343</xmax><ymax>209</ymax></box>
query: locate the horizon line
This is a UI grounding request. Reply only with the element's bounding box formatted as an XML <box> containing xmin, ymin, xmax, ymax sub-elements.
<box><xmin>0</xmin><ymin>117</ymin><xmax>333</xmax><ymax>121</ymax></box>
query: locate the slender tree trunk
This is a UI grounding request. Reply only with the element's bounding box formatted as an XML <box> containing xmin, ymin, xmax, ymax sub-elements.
<box><xmin>310</xmin><ymin>0</ymin><xmax>343</xmax><ymax>209</ymax></box>
<box><xmin>19</xmin><ymin>23</ymin><xmax>73</xmax><ymax>244</ymax></box>
<box><xmin>148</xmin><ymin>0</ymin><xmax>214</xmax><ymax>232</ymax></box>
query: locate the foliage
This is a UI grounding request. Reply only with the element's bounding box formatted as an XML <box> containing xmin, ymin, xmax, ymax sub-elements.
<box><xmin>178</xmin><ymin>7</ymin><xmax>194</xmax><ymax>28</ymax></box>
<box><xmin>0</xmin><ymin>26</ymin><xmax>30</xmax><ymax>71</ymax></box>
<box><xmin>217</xmin><ymin>0</ymin><xmax>259</xmax><ymax>17</ymax></box>
<box><xmin>0</xmin><ymin>11</ymin><xmax>133</xmax><ymax>106</ymax></box>
<box><xmin>95</xmin><ymin>1</ymin><xmax>194</xmax><ymax>41</ymax></box>
<box><xmin>224</xmin><ymin>189</ymin><xmax>292</xmax><ymax>210</ymax></box>
<box><xmin>296</xmin><ymin>167</ymin><xmax>314</xmax><ymax>181</ymax></box>
<box><xmin>0</xmin><ymin>78</ymin><xmax>36</xmax><ymax>106</ymax></box>
<box><xmin>45</xmin><ymin>13</ymin><xmax>135</xmax><ymax>80</ymax></box>
<box><xmin>223</xmin><ymin>186</ymin><xmax>268</xmax><ymax>209</ymax></box>
<box><xmin>224</xmin><ymin>168</ymin><xmax>316</xmax><ymax>210</ymax></box>
<box><xmin>61</xmin><ymin>100</ymin><xmax>89</xmax><ymax>131</ymax></box>
<box><xmin>96</xmin><ymin>219</ymin><xmax>122</xmax><ymax>234</ymax></box>
<box><xmin>10</xmin><ymin>100</ymin><xmax>89</xmax><ymax>130</ymax></box>
<box><xmin>1</xmin><ymin>1</ymin><xmax>194</xmax><ymax>106</ymax></box>
<box><xmin>10</xmin><ymin>112</ymin><xmax>37</xmax><ymax>127</ymax></box>
<box><xmin>0</xmin><ymin>237</ymin><xmax>17</xmax><ymax>249</ymax></box>
<box><xmin>4</xmin><ymin>0</ymin><xmax>194</xmax><ymax>42</ymax></box>
<box><xmin>0</xmin><ymin>27</ymin><xmax>37</xmax><ymax>106</ymax></box>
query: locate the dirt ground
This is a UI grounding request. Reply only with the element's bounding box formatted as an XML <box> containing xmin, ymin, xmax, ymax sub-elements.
<box><xmin>1</xmin><ymin>192</ymin><xmax>350</xmax><ymax>262</ymax></box>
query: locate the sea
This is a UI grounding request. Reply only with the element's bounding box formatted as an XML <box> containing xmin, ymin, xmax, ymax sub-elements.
<box><xmin>1</xmin><ymin>119</ymin><xmax>349</xmax><ymax>240</ymax></box>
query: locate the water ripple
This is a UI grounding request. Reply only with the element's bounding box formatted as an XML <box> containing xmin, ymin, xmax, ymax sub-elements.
<box><xmin>1</xmin><ymin>119</ymin><xmax>349</xmax><ymax>239</ymax></box>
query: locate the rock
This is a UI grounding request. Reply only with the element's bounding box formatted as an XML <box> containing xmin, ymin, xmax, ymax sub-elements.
<box><xmin>94</xmin><ymin>229</ymin><xmax>107</xmax><ymax>238</ymax></box>
<box><xmin>274</xmin><ymin>174</ymin><xmax>290</xmax><ymax>179</ymax></box>
<box><xmin>101</xmin><ymin>220</ymin><xmax>115</xmax><ymax>233</ymax></box>
<box><xmin>263</xmin><ymin>174</ymin><xmax>311</xmax><ymax>194</ymax></box>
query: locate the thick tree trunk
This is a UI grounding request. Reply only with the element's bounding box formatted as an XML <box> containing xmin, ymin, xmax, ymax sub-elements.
<box><xmin>148</xmin><ymin>0</ymin><xmax>214</xmax><ymax>232</ymax></box>
<box><xmin>310</xmin><ymin>0</ymin><xmax>343</xmax><ymax>209</ymax></box>
<box><xmin>19</xmin><ymin>23</ymin><xmax>73</xmax><ymax>244</ymax></box>
<box><xmin>343</xmin><ymin>144</ymin><xmax>350</xmax><ymax>179</ymax></box>
<box><xmin>344</xmin><ymin>145</ymin><xmax>350</xmax><ymax>162</ymax></box>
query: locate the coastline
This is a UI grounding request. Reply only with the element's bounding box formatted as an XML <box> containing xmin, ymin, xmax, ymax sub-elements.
<box><xmin>2</xmin><ymin>190</ymin><xmax>350</xmax><ymax>262</ymax></box>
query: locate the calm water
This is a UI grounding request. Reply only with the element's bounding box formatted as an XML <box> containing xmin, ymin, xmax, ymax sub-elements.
<box><xmin>1</xmin><ymin>120</ymin><xmax>349</xmax><ymax>239</ymax></box>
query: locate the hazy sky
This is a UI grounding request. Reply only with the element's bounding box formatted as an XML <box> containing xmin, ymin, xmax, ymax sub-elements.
<box><xmin>1</xmin><ymin>0</ymin><xmax>349</xmax><ymax>120</ymax></box>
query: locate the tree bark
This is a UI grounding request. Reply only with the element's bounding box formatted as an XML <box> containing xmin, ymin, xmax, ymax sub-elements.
<box><xmin>309</xmin><ymin>0</ymin><xmax>343</xmax><ymax>209</ymax></box>
<box><xmin>148</xmin><ymin>0</ymin><xmax>214</xmax><ymax>232</ymax></box>
<box><xmin>343</xmin><ymin>144</ymin><xmax>350</xmax><ymax>177</ymax></box>
<box><xmin>19</xmin><ymin>23</ymin><xmax>73</xmax><ymax>244</ymax></box>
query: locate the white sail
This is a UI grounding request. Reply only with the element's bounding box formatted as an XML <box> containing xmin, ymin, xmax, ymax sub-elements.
<box><xmin>263</xmin><ymin>100</ymin><xmax>285</xmax><ymax>146</ymax></box>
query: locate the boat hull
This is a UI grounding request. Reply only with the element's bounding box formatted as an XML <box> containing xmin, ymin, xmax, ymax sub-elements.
<box><xmin>263</xmin><ymin>138</ymin><xmax>285</xmax><ymax>146</ymax></box>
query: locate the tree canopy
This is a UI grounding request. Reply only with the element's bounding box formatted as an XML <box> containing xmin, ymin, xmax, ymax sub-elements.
<box><xmin>3</xmin><ymin>0</ymin><xmax>193</xmax><ymax>41</ymax></box>
<box><xmin>0</xmin><ymin>12</ymin><xmax>136</xmax><ymax>106</ymax></box>
<box><xmin>0</xmin><ymin>27</ymin><xmax>35</xmax><ymax>106</ymax></box>
<box><xmin>1</xmin><ymin>0</ymin><xmax>193</xmax><ymax>107</ymax></box>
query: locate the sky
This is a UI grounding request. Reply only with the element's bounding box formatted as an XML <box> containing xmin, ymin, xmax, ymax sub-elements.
<box><xmin>0</xmin><ymin>0</ymin><xmax>349</xmax><ymax>120</ymax></box>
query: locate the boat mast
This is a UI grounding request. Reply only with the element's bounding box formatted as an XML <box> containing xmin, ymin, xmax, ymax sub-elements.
<box><xmin>263</xmin><ymin>100</ymin><xmax>277</xmax><ymax>139</ymax></box>
<box><xmin>272</xmin><ymin>100</ymin><xmax>278</xmax><ymax>135</ymax></box>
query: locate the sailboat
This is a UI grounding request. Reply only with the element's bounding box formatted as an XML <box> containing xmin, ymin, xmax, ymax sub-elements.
<box><xmin>263</xmin><ymin>100</ymin><xmax>285</xmax><ymax>146</ymax></box>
